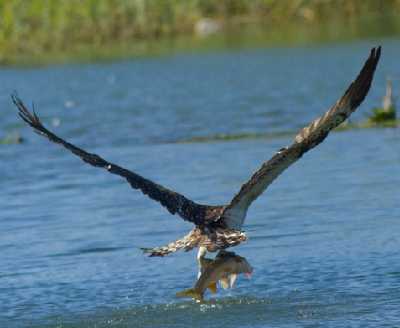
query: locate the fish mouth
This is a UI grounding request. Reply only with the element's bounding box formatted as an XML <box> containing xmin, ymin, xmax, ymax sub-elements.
<box><xmin>244</xmin><ymin>271</ymin><xmax>253</xmax><ymax>279</ymax></box>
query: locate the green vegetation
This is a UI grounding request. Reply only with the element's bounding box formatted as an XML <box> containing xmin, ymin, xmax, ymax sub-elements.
<box><xmin>1</xmin><ymin>0</ymin><xmax>400</xmax><ymax>65</ymax></box>
<box><xmin>180</xmin><ymin>131</ymin><xmax>291</xmax><ymax>143</ymax></box>
<box><xmin>367</xmin><ymin>78</ymin><xmax>397</xmax><ymax>124</ymax></box>
<box><xmin>179</xmin><ymin>119</ymin><xmax>400</xmax><ymax>144</ymax></box>
<box><xmin>367</xmin><ymin>107</ymin><xmax>397</xmax><ymax>124</ymax></box>
<box><xmin>0</xmin><ymin>132</ymin><xmax>24</xmax><ymax>144</ymax></box>
<box><xmin>339</xmin><ymin>119</ymin><xmax>399</xmax><ymax>130</ymax></box>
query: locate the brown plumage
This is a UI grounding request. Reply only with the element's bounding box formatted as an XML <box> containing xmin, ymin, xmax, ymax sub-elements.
<box><xmin>13</xmin><ymin>47</ymin><xmax>380</xmax><ymax>258</ymax></box>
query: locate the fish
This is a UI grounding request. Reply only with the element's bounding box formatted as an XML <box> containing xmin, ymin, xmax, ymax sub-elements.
<box><xmin>197</xmin><ymin>256</ymin><xmax>246</xmax><ymax>293</ymax></box>
<box><xmin>176</xmin><ymin>251</ymin><xmax>253</xmax><ymax>301</ymax></box>
<box><xmin>197</xmin><ymin>256</ymin><xmax>219</xmax><ymax>294</ymax></box>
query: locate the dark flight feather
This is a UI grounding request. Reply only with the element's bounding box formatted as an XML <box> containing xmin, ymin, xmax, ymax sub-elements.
<box><xmin>223</xmin><ymin>47</ymin><xmax>381</xmax><ymax>229</ymax></box>
<box><xmin>13</xmin><ymin>47</ymin><xmax>381</xmax><ymax>256</ymax></box>
<box><xmin>13</xmin><ymin>94</ymin><xmax>213</xmax><ymax>225</ymax></box>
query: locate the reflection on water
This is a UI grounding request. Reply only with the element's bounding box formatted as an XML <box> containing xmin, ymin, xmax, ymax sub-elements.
<box><xmin>177</xmin><ymin>251</ymin><xmax>253</xmax><ymax>301</ymax></box>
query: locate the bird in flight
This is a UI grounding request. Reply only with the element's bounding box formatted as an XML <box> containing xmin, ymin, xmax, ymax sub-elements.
<box><xmin>13</xmin><ymin>47</ymin><xmax>381</xmax><ymax>261</ymax></box>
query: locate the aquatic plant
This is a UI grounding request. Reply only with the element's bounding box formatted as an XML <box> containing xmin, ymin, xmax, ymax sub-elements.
<box><xmin>0</xmin><ymin>131</ymin><xmax>24</xmax><ymax>144</ymax></box>
<box><xmin>367</xmin><ymin>77</ymin><xmax>397</xmax><ymax>124</ymax></box>
<box><xmin>368</xmin><ymin>107</ymin><xmax>396</xmax><ymax>124</ymax></box>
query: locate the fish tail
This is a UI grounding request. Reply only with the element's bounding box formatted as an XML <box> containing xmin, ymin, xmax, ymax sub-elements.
<box><xmin>176</xmin><ymin>288</ymin><xmax>203</xmax><ymax>301</ymax></box>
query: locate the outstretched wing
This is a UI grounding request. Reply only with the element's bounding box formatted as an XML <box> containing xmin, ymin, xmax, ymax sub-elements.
<box><xmin>223</xmin><ymin>47</ymin><xmax>381</xmax><ymax>229</ymax></box>
<box><xmin>13</xmin><ymin>96</ymin><xmax>210</xmax><ymax>225</ymax></box>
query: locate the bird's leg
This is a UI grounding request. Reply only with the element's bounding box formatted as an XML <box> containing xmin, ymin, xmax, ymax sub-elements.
<box><xmin>197</xmin><ymin>246</ymin><xmax>207</xmax><ymax>278</ymax></box>
<box><xmin>197</xmin><ymin>246</ymin><xmax>207</xmax><ymax>261</ymax></box>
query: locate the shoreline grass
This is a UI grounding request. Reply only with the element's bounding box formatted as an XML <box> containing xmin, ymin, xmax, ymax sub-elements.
<box><xmin>1</xmin><ymin>0</ymin><xmax>400</xmax><ymax>66</ymax></box>
<box><xmin>178</xmin><ymin>119</ymin><xmax>400</xmax><ymax>144</ymax></box>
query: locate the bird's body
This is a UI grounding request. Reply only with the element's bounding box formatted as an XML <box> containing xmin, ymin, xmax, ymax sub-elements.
<box><xmin>13</xmin><ymin>47</ymin><xmax>381</xmax><ymax>261</ymax></box>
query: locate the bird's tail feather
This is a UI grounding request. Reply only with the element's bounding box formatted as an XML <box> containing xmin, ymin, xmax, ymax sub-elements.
<box><xmin>141</xmin><ymin>229</ymin><xmax>200</xmax><ymax>257</ymax></box>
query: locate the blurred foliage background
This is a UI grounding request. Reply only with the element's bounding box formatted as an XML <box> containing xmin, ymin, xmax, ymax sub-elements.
<box><xmin>0</xmin><ymin>0</ymin><xmax>399</xmax><ymax>65</ymax></box>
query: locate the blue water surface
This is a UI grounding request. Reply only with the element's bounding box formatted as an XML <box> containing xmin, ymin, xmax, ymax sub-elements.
<box><xmin>1</xmin><ymin>40</ymin><xmax>400</xmax><ymax>327</ymax></box>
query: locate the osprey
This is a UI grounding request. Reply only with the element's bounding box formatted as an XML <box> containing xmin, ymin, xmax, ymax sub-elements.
<box><xmin>13</xmin><ymin>47</ymin><xmax>381</xmax><ymax>260</ymax></box>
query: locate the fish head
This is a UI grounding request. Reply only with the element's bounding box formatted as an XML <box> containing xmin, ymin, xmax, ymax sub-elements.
<box><xmin>216</xmin><ymin>253</ymin><xmax>253</xmax><ymax>276</ymax></box>
<box><xmin>232</xmin><ymin>255</ymin><xmax>253</xmax><ymax>278</ymax></box>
